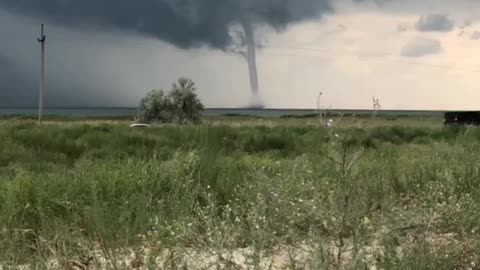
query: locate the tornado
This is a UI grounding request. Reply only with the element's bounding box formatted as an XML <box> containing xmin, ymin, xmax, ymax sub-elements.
<box><xmin>240</xmin><ymin>19</ymin><xmax>264</xmax><ymax>109</ymax></box>
<box><xmin>0</xmin><ymin>0</ymin><xmax>335</xmax><ymax>108</ymax></box>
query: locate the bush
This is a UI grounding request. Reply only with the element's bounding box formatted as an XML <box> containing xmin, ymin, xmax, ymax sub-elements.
<box><xmin>136</xmin><ymin>77</ymin><xmax>204</xmax><ymax>124</ymax></box>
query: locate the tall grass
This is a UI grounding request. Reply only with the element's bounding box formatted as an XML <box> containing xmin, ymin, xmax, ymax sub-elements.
<box><xmin>0</xmin><ymin>120</ymin><xmax>479</xmax><ymax>269</ymax></box>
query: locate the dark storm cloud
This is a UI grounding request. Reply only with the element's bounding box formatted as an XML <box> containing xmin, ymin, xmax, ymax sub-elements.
<box><xmin>415</xmin><ymin>14</ymin><xmax>455</xmax><ymax>32</ymax></box>
<box><xmin>401</xmin><ymin>37</ymin><xmax>442</xmax><ymax>57</ymax></box>
<box><xmin>0</xmin><ymin>0</ymin><xmax>334</xmax><ymax>51</ymax></box>
<box><xmin>0</xmin><ymin>54</ymin><xmax>38</xmax><ymax>107</ymax></box>
<box><xmin>0</xmin><ymin>0</ymin><xmax>340</xmax><ymax>108</ymax></box>
<box><xmin>0</xmin><ymin>13</ymin><xmax>137</xmax><ymax>108</ymax></box>
<box><xmin>0</xmin><ymin>54</ymin><xmax>11</xmax><ymax>69</ymax></box>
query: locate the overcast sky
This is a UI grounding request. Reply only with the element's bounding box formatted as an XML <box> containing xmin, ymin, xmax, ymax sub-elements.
<box><xmin>1</xmin><ymin>0</ymin><xmax>480</xmax><ymax>110</ymax></box>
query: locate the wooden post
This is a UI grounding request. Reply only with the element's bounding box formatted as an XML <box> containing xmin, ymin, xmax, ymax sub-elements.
<box><xmin>37</xmin><ymin>24</ymin><xmax>46</xmax><ymax>125</ymax></box>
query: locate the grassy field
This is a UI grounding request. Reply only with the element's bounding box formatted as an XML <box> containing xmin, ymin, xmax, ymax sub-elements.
<box><xmin>0</xmin><ymin>116</ymin><xmax>479</xmax><ymax>269</ymax></box>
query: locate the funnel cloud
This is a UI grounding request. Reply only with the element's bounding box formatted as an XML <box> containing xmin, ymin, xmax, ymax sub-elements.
<box><xmin>0</xmin><ymin>0</ymin><xmax>335</xmax><ymax>108</ymax></box>
<box><xmin>240</xmin><ymin>19</ymin><xmax>263</xmax><ymax>108</ymax></box>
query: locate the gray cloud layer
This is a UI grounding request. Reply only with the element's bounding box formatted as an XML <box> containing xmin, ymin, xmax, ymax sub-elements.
<box><xmin>0</xmin><ymin>0</ymin><xmax>333</xmax><ymax>51</ymax></box>
<box><xmin>414</xmin><ymin>14</ymin><xmax>455</xmax><ymax>32</ymax></box>
<box><xmin>401</xmin><ymin>37</ymin><xmax>442</xmax><ymax>57</ymax></box>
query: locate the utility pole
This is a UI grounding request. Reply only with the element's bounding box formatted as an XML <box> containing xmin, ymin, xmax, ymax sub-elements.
<box><xmin>37</xmin><ymin>24</ymin><xmax>46</xmax><ymax>125</ymax></box>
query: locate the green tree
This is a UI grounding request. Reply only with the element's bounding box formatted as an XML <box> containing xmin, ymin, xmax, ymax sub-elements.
<box><xmin>136</xmin><ymin>77</ymin><xmax>204</xmax><ymax>124</ymax></box>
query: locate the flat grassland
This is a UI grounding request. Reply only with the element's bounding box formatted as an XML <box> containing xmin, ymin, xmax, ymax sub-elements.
<box><xmin>1</xmin><ymin>116</ymin><xmax>479</xmax><ymax>269</ymax></box>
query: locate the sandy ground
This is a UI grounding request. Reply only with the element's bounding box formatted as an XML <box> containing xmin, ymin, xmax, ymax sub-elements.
<box><xmin>2</xmin><ymin>232</ymin><xmax>476</xmax><ymax>270</ymax></box>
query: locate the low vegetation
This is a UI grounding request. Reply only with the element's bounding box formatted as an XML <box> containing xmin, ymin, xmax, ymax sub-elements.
<box><xmin>0</xmin><ymin>117</ymin><xmax>478</xmax><ymax>269</ymax></box>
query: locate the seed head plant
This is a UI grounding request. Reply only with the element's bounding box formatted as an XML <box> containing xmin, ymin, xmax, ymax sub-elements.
<box><xmin>315</xmin><ymin>92</ymin><xmax>382</xmax><ymax>268</ymax></box>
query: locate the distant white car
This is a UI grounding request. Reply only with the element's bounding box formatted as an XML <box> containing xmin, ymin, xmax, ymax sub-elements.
<box><xmin>130</xmin><ymin>123</ymin><xmax>151</xmax><ymax>128</ymax></box>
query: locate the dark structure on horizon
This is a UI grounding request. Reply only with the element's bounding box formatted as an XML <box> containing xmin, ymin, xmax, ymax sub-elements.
<box><xmin>444</xmin><ymin>111</ymin><xmax>480</xmax><ymax>126</ymax></box>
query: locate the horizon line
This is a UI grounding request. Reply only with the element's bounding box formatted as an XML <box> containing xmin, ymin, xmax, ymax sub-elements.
<box><xmin>0</xmin><ymin>106</ymin><xmax>472</xmax><ymax>112</ymax></box>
